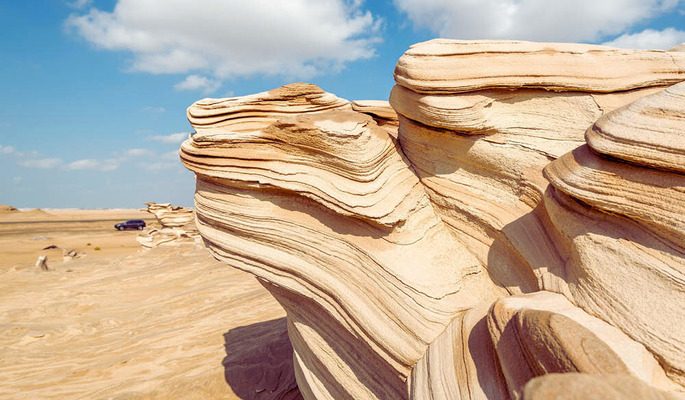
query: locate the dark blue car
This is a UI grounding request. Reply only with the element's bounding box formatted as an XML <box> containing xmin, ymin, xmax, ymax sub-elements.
<box><xmin>114</xmin><ymin>219</ymin><xmax>146</xmax><ymax>231</ymax></box>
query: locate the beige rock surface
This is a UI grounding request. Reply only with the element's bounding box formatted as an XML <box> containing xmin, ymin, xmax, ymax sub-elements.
<box><xmin>351</xmin><ymin>100</ymin><xmax>399</xmax><ymax>136</ymax></box>
<box><xmin>137</xmin><ymin>202</ymin><xmax>201</xmax><ymax>249</ymax></box>
<box><xmin>188</xmin><ymin>83</ymin><xmax>350</xmax><ymax>135</ymax></box>
<box><xmin>542</xmin><ymin>87</ymin><xmax>685</xmax><ymax>385</ymax></box>
<box><xmin>182</xmin><ymin>89</ymin><xmax>493</xmax><ymax>398</ymax></box>
<box><xmin>179</xmin><ymin>40</ymin><xmax>685</xmax><ymax>400</ymax></box>
<box><xmin>523</xmin><ymin>374</ymin><xmax>683</xmax><ymax>400</ymax></box>
<box><xmin>586</xmin><ymin>81</ymin><xmax>685</xmax><ymax>172</ymax></box>
<box><xmin>394</xmin><ymin>39</ymin><xmax>685</xmax><ymax>94</ymax></box>
<box><xmin>144</xmin><ymin>202</ymin><xmax>194</xmax><ymax>228</ymax></box>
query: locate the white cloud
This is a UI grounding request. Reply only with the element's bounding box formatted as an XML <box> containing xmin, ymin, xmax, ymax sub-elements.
<box><xmin>124</xmin><ymin>148</ymin><xmax>155</xmax><ymax>157</ymax></box>
<box><xmin>138</xmin><ymin>161</ymin><xmax>180</xmax><ymax>172</ymax></box>
<box><xmin>67</xmin><ymin>158</ymin><xmax>120</xmax><ymax>172</ymax></box>
<box><xmin>0</xmin><ymin>145</ymin><xmax>15</xmax><ymax>154</ymax></box>
<box><xmin>393</xmin><ymin>0</ymin><xmax>680</xmax><ymax>43</ymax></box>
<box><xmin>65</xmin><ymin>0</ymin><xmax>381</xmax><ymax>80</ymax></box>
<box><xmin>160</xmin><ymin>150</ymin><xmax>180</xmax><ymax>161</ymax></box>
<box><xmin>146</xmin><ymin>132</ymin><xmax>189</xmax><ymax>144</ymax></box>
<box><xmin>602</xmin><ymin>27</ymin><xmax>685</xmax><ymax>49</ymax></box>
<box><xmin>174</xmin><ymin>75</ymin><xmax>220</xmax><ymax>94</ymax></box>
<box><xmin>141</xmin><ymin>106</ymin><xmax>165</xmax><ymax>114</ymax></box>
<box><xmin>67</xmin><ymin>0</ymin><xmax>91</xmax><ymax>9</ymax></box>
<box><xmin>13</xmin><ymin>177</ymin><xmax>22</xmax><ymax>183</ymax></box>
<box><xmin>19</xmin><ymin>158</ymin><xmax>64</xmax><ymax>169</ymax></box>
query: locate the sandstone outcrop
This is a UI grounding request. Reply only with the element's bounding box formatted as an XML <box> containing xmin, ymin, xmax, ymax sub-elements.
<box><xmin>137</xmin><ymin>202</ymin><xmax>200</xmax><ymax>249</ymax></box>
<box><xmin>144</xmin><ymin>202</ymin><xmax>194</xmax><ymax>228</ymax></box>
<box><xmin>181</xmin><ymin>42</ymin><xmax>685</xmax><ymax>399</ymax></box>
<box><xmin>351</xmin><ymin>100</ymin><xmax>399</xmax><ymax>136</ymax></box>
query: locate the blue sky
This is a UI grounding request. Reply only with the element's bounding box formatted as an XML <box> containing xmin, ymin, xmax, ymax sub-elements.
<box><xmin>1</xmin><ymin>0</ymin><xmax>683</xmax><ymax>208</ymax></box>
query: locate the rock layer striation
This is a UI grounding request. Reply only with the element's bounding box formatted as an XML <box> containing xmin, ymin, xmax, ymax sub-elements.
<box><xmin>181</xmin><ymin>43</ymin><xmax>685</xmax><ymax>399</ymax></box>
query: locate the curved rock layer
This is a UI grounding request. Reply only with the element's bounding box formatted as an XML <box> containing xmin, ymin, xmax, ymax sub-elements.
<box><xmin>181</xmin><ymin>40</ymin><xmax>685</xmax><ymax>400</ymax></box>
<box><xmin>352</xmin><ymin>100</ymin><xmax>399</xmax><ymax>136</ymax></box>
<box><xmin>586</xmin><ymin>82</ymin><xmax>685</xmax><ymax>172</ymax></box>
<box><xmin>390</xmin><ymin>40</ymin><xmax>685</xmax><ymax>298</ymax></box>
<box><xmin>181</xmin><ymin>85</ymin><xmax>495</xmax><ymax>400</ymax></box>
<box><xmin>188</xmin><ymin>83</ymin><xmax>350</xmax><ymax>134</ymax></box>
<box><xmin>523</xmin><ymin>373</ymin><xmax>682</xmax><ymax>400</ymax></box>
<box><xmin>144</xmin><ymin>202</ymin><xmax>194</xmax><ymax>228</ymax></box>
<box><xmin>542</xmin><ymin>83</ymin><xmax>685</xmax><ymax>385</ymax></box>
<box><xmin>394</xmin><ymin>39</ymin><xmax>685</xmax><ymax>94</ymax></box>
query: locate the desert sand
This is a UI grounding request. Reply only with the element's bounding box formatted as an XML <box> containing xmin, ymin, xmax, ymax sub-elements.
<box><xmin>0</xmin><ymin>207</ymin><xmax>298</xmax><ymax>399</ymax></box>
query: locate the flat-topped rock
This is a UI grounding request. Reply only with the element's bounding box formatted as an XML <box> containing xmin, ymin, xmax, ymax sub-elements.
<box><xmin>394</xmin><ymin>39</ymin><xmax>685</xmax><ymax>94</ymax></box>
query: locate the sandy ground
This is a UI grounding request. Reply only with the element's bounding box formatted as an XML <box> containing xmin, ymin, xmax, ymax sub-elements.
<box><xmin>0</xmin><ymin>208</ymin><xmax>298</xmax><ymax>399</ymax></box>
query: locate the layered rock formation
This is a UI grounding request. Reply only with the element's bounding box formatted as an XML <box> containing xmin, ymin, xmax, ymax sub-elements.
<box><xmin>137</xmin><ymin>202</ymin><xmax>200</xmax><ymax>249</ymax></box>
<box><xmin>144</xmin><ymin>202</ymin><xmax>194</xmax><ymax>228</ymax></box>
<box><xmin>181</xmin><ymin>41</ymin><xmax>685</xmax><ymax>399</ymax></box>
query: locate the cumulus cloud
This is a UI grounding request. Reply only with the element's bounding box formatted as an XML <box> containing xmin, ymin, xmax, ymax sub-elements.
<box><xmin>65</xmin><ymin>0</ymin><xmax>381</xmax><ymax>80</ymax></box>
<box><xmin>67</xmin><ymin>0</ymin><xmax>91</xmax><ymax>9</ymax></box>
<box><xmin>138</xmin><ymin>161</ymin><xmax>180</xmax><ymax>172</ymax></box>
<box><xmin>0</xmin><ymin>145</ymin><xmax>15</xmax><ymax>154</ymax></box>
<box><xmin>19</xmin><ymin>158</ymin><xmax>64</xmax><ymax>169</ymax></box>
<box><xmin>141</xmin><ymin>106</ymin><xmax>165</xmax><ymax>114</ymax></box>
<box><xmin>160</xmin><ymin>150</ymin><xmax>180</xmax><ymax>161</ymax></box>
<box><xmin>67</xmin><ymin>158</ymin><xmax>120</xmax><ymax>172</ymax></box>
<box><xmin>146</xmin><ymin>132</ymin><xmax>189</xmax><ymax>144</ymax></box>
<box><xmin>602</xmin><ymin>27</ymin><xmax>685</xmax><ymax>49</ymax></box>
<box><xmin>174</xmin><ymin>75</ymin><xmax>220</xmax><ymax>94</ymax></box>
<box><xmin>124</xmin><ymin>148</ymin><xmax>155</xmax><ymax>157</ymax></box>
<box><xmin>393</xmin><ymin>0</ymin><xmax>680</xmax><ymax>43</ymax></box>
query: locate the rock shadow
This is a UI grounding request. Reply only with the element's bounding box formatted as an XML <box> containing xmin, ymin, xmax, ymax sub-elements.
<box><xmin>223</xmin><ymin>317</ymin><xmax>303</xmax><ymax>400</ymax></box>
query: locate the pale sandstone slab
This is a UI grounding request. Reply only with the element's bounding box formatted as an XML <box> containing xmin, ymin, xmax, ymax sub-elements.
<box><xmin>587</xmin><ymin>81</ymin><xmax>685</xmax><ymax>172</ymax></box>
<box><xmin>544</xmin><ymin>144</ymin><xmax>685</xmax><ymax>246</ymax></box>
<box><xmin>395</xmin><ymin>39</ymin><xmax>685</xmax><ymax>94</ymax></box>
<box><xmin>409</xmin><ymin>301</ymin><xmax>509</xmax><ymax>400</ymax></box>
<box><xmin>180</xmin><ymin>40</ymin><xmax>685</xmax><ymax>397</ymax></box>
<box><xmin>487</xmin><ymin>291</ymin><xmax>674</xmax><ymax>399</ymax></box>
<box><xmin>352</xmin><ymin>100</ymin><xmax>399</xmax><ymax>137</ymax></box>
<box><xmin>188</xmin><ymin>83</ymin><xmax>350</xmax><ymax>134</ymax></box>
<box><xmin>182</xmin><ymin>85</ymin><xmax>489</xmax><ymax>399</ymax></box>
<box><xmin>183</xmin><ymin>110</ymin><xmax>425</xmax><ymax>227</ymax></box>
<box><xmin>523</xmin><ymin>374</ymin><xmax>683</xmax><ymax>400</ymax></box>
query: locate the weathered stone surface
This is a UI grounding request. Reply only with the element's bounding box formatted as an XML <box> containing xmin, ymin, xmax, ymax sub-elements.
<box><xmin>180</xmin><ymin>40</ymin><xmax>685</xmax><ymax>400</ymax></box>
<box><xmin>352</xmin><ymin>100</ymin><xmax>399</xmax><ymax>136</ymax></box>
<box><xmin>523</xmin><ymin>374</ymin><xmax>683</xmax><ymax>400</ymax></box>
<box><xmin>586</xmin><ymin>81</ymin><xmax>685</xmax><ymax>173</ymax></box>
<box><xmin>394</xmin><ymin>39</ymin><xmax>685</xmax><ymax>94</ymax></box>
<box><xmin>542</xmin><ymin>88</ymin><xmax>685</xmax><ymax>385</ymax></box>
<box><xmin>144</xmin><ymin>202</ymin><xmax>194</xmax><ymax>228</ymax></box>
<box><xmin>182</xmin><ymin>85</ymin><xmax>491</xmax><ymax>399</ymax></box>
<box><xmin>188</xmin><ymin>83</ymin><xmax>350</xmax><ymax>135</ymax></box>
<box><xmin>138</xmin><ymin>203</ymin><xmax>200</xmax><ymax>249</ymax></box>
<box><xmin>182</xmin><ymin>110</ymin><xmax>425</xmax><ymax>227</ymax></box>
<box><xmin>487</xmin><ymin>292</ymin><xmax>674</xmax><ymax>399</ymax></box>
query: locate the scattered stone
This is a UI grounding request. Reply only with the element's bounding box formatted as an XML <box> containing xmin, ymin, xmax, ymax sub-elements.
<box><xmin>35</xmin><ymin>255</ymin><xmax>48</xmax><ymax>271</ymax></box>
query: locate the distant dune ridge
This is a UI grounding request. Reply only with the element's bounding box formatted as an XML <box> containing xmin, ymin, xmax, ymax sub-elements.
<box><xmin>181</xmin><ymin>40</ymin><xmax>685</xmax><ymax>399</ymax></box>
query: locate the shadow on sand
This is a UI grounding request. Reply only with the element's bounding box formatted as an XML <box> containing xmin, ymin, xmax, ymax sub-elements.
<box><xmin>223</xmin><ymin>317</ymin><xmax>303</xmax><ymax>400</ymax></box>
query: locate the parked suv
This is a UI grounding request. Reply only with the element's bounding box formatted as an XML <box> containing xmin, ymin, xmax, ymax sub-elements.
<box><xmin>114</xmin><ymin>219</ymin><xmax>146</xmax><ymax>231</ymax></box>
